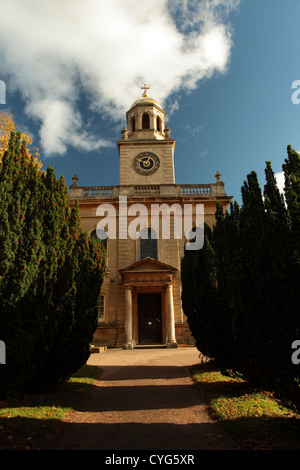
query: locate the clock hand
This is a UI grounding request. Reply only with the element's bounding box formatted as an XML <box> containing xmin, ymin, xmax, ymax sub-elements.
<box><xmin>142</xmin><ymin>157</ymin><xmax>151</xmax><ymax>167</ymax></box>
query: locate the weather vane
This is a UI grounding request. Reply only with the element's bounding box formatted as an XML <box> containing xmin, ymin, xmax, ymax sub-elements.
<box><xmin>141</xmin><ymin>83</ymin><xmax>150</xmax><ymax>97</ymax></box>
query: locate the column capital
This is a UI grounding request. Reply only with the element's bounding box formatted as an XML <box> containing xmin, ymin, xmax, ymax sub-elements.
<box><xmin>164</xmin><ymin>274</ymin><xmax>175</xmax><ymax>288</ymax></box>
<box><xmin>164</xmin><ymin>281</ymin><xmax>174</xmax><ymax>289</ymax></box>
<box><xmin>124</xmin><ymin>284</ymin><xmax>134</xmax><ymax>291</ymax></box>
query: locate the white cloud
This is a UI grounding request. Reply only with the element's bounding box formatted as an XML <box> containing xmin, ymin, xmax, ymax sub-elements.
<box><xmin>0</xmin><ymin>0</ymin><xmax>239</xmax><ymax>156</ymax></box>
<box><xmin>168</xmin><ymin>99</ymin><xmax>180</xmax><ymax>116</ymax></box>
<box><xmin>25</xmin><ymin>98</ymin><xmax>113</xmax><ymax>156</ymax></box>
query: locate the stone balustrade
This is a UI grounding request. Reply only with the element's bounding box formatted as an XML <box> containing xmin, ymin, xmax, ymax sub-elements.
<box><xmin>82</xmin><ymin>186</ymin><xmax>115</xmax><ymax>197</ymax></box>
<box><xmin>69</xmin><ymin>181</ymin><xmax>226</xmax><ymax>199</ymax></box>
<box><xmin>134</xmin><ymin>185</ymin><xmax>160</xmax><ymax>195</ymax></box>
<box><xmin>179</xmin><ymin>184</ymin><xmax>211</xmax><ymax>195</ymax></box>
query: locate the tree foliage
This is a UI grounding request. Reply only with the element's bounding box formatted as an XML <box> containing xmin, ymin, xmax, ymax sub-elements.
<box><xmin>0</xmin><ymin>131</ymin><xmax>106</xmax><ymax>394</ymax></box>
<box><xmin>182</xmin><ymin>147</ymin><xmax>300</xmax><ymax>399</ymax></box>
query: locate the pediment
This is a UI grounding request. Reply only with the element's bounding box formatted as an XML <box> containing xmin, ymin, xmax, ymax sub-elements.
<box><xmin>119</xmin><ymin>257</ymin><xmax>177</xmax><ymax>276</ymax></box>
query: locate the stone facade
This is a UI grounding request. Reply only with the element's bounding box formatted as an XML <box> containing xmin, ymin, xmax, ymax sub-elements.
<box><xmin>69</xmin><ymin>87</ymin><xmax>232</xmax><ymax>348</ymax></box>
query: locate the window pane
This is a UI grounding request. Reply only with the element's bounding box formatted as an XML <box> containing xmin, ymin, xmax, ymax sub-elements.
<box><xmin>140</xmin><ymin>228</ymin><xmax>157</xmax><ymax>260</ymax></box>
<box><xmin>98</xmin><ymin>295</ymin><xmax>105</xmax><ymax>322</ymax></box>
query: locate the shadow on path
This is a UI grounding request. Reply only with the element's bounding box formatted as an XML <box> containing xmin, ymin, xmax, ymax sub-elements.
<box><xmin>46</xmin><ymin>348</ymin><xmax>237</xmax><ymax>450</ymax></box>
<box><xmin>47</xmin><ymin>421</ymin><xmax>233</xmax><ymax>450</ymax></box>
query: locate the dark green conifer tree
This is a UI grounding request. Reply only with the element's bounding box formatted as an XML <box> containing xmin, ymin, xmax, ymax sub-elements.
<box><xmin>0</xmin><ymin>133</ymin><xmax>46</xmax><ymax>390</ymax></box>
<box><xmin>181</xmin><ymin>223</ymin><xmax>218</xmax><ymax>358</ymax></box>
<box><xmin>281</xmin><ymin>147</ymin><xmax>300</xmax><ymax>395</ymax></box>
<box><xmin>0</xmin><ymin>132</ymin><xmax>106</xmax><ymax>394</ymax></box>
<box><xmin>181</xmin><ymin>151</ymin><xmax>300</xmax><ymax>399</ymax></box>
<box><xmin>283</xmin><ymin>145</ymin><xmax>300</xmax><ymax>240</ymax></box>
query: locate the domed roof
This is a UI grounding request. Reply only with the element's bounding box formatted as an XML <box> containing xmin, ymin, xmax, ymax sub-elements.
<box><xmin>128</xmin><ymin>85</ymin><xmax>163</xmax><ymax>111</ymax></box>
<box><xmin>129</xmin><ymin>96</ymin><xmax>162</xmax><ymax>110</ymax></box>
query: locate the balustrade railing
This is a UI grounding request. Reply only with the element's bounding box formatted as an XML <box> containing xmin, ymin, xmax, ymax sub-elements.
<box><xmin>134</xmin><ymin>185</ymin><xmax>160</xmax><ymax>195</ymax></box>
<box><xmin>179</xmin><ymin>184</ymin><xmax>211</xmax><ymax>195</ymax></box>
<box><xmin>82</xmin><ymin>186</ymin><xmax>115</xmax><ymax>197</ymax></box>
<box><xmin>71</xmin><ymin>183</ymin><xmax>219</xmax><ymax>198</ymax></box>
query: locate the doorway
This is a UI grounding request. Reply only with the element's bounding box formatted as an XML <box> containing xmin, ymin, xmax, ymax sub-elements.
<box><xmin>138</xmin><ymin>293</ymin><xmax>162</xmax><ymax>344</ymax></box>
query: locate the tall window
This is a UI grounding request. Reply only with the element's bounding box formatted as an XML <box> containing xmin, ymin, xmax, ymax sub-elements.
<box><xmin>98</xmin><ymin>295</ymin><xmax>105</xmax><ymax>322</ymax></box>
<box><xmin>142</xmin><ymin>113</ymin><xmax>150</xmax><ymax>129</ymax></box>
<box><xmin>140</xmin><ymin>228</ymin><xmax>158</xmax><ymax>260</ymax></box>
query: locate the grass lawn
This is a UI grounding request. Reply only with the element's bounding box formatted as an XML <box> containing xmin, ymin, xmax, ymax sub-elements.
<box><xmin>190</xmin><ymin>360</ymin><xmax>300</xmax><ymax>450</ymax></box>
<box><xmin>0</xmin><ymin>364</ymin><xmax>103</xmax><ymax>450</ymax></box>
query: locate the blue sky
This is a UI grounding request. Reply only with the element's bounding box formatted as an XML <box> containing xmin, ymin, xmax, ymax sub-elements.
<box><xmin>1</xmin><ymin>0</ymin><xmax>300</xmax><ymax>205</ymax></box>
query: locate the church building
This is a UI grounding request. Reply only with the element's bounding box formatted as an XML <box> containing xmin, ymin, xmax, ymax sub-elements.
<box><xmin>69</xmin><ymin>86</ymin><xmax>232</xmax><ymax>349</ymax></box>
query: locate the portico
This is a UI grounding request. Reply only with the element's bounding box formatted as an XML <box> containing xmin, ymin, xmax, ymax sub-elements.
<box><xmin>120</xmin><ymin>257</ymin><xmax>177</xmax><ymax>348</ymax></box>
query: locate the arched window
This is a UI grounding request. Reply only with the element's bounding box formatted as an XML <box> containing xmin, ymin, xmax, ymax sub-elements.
<box><xmin>156</xmin><ymin>116</ymin><xmax>161</xmax><ymax>132</ymax></box>
<box><xmin>90</xmin><ymin>229</ymin><xmax>107</xmax><ymax>250</ymax></box>
<box><xmin>131</xmin><ymin>117</ymin><xmax>136</xmax><ymax>132</ymax></box>
<box><xmin>140</xmin><ymin>227</ymin><xmax>158</xmax><ymax>260</ymax></box>
<box><xmin>142</xmin><ymin>113</ymin><xmax>150</xmax><ymax>129</ymax></box>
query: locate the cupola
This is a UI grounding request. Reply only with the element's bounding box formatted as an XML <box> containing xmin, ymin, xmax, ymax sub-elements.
<box><xmin>124</xmin><ymin>84</ymin><xmax>170</xmax><ymax>141</ymax></box>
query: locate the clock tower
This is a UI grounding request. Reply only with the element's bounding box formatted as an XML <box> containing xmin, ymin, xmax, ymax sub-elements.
<box><xmin>118</xmin><ymin>85</ymin><xmax>175</xmax><ymax>188</ymax></box>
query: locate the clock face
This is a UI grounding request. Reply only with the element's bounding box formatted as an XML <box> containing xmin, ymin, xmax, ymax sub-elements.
<box><xmin>134</xmin><ymin>152</ymin><xmax>160</xmax><ymax>175</ymax></box>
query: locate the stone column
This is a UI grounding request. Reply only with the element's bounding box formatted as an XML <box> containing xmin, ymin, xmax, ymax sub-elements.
<box><xmin>137</xmin><ymin>111</ymin><xmax>142</xmax><ymax>130</ymax></box>
<box><xmin>165</xmin><ymin>283</ymin><xmax>177</xmax><ymax>348</ymax></box>
<box><xmin>123</xmin><ymin>285</ymin><xmax>134</xmax><ymax>349</ymax></box>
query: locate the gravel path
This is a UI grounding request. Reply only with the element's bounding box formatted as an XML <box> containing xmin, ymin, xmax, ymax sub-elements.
<box><xmin>48</xmin><ymin>346</ymin><xmax>237</xmax><ymax>450</ymax></box>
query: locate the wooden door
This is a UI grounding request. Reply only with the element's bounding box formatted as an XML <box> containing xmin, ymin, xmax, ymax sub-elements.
<box><xmin>138</xmin><ymin>293</ymin><xmax>162</xmax><ymax>344</ymax></box>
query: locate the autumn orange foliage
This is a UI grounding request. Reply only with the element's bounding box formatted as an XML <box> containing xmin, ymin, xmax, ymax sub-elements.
<box><xmin>0</xmin><ymin>111</ymin><xmax>42</xmax><ymax>168</ymax></box>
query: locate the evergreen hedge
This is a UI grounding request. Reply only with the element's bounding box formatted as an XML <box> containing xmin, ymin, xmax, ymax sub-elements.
<box><xmin>0</xmin><ymin>132</ymin><xmax>106</xmax><ymax>394</ymax></box>
<box><xmin>181</xmin><ymin>146</ymin><xmax>300</xmax><ymax>399</ymax></box>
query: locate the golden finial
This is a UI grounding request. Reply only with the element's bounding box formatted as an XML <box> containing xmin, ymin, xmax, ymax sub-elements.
<box><xmin>141</xmin><ymin>83</ymin><xmax>150</xmax><ymax>97</ymax></box>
